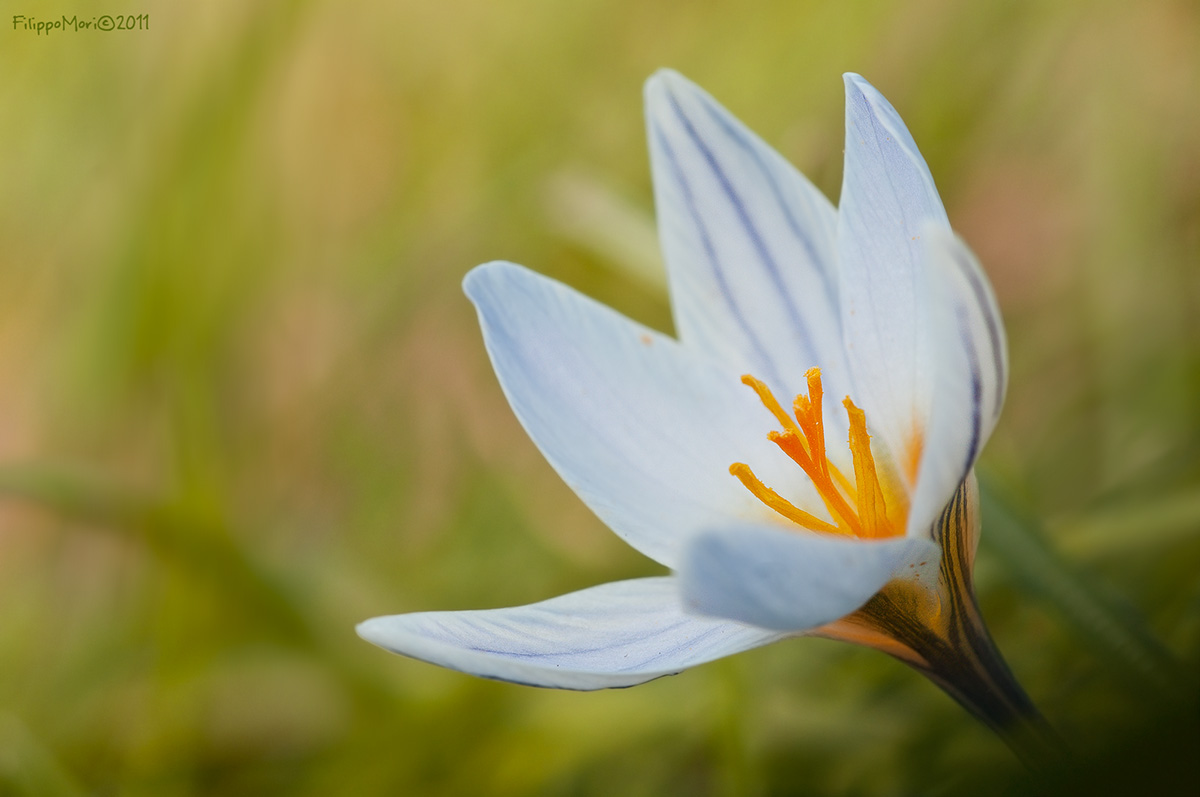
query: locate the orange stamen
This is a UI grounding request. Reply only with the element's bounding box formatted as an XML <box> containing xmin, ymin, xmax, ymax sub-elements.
<box><xmin>797</xmin><ymin>368</ymin><xmax>826</xmax><ymax>474</ymax></box>
<box><xmin>729</xmin><ymin>463</ymin><xmax>843</xmax><ymax>535</ymax></box>
<box><xmin>769</xmin><ymin>430</ymin><xmax>863</xmax><ymax>536</ymax></box>
<box><xmin>792</xmin><ymin>368</ymin><xmax>857</xmax><ymax>501</ymax></box>
<box><xmin>732</xmin><ymin>369</ymin><xmax>904</xmax><ymax>540</ymax></box>
<box><xmin>844</xmin><ymin>397</ymin><xmax>889</xmax><ymax>538</ymax></box>
<box><xmin>740</xmin><ymin>374</ymin><xmax>803</xmax><ymax>439</ymax></box>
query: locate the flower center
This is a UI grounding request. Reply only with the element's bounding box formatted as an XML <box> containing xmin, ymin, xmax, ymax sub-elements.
<box><xmin>730</xmin><ymin>368</ymin><xmax>906</xmax><ymax>539</ymax></box>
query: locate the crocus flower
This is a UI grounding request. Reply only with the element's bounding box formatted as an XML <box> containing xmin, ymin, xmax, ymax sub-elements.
<box><xmin>359</xmin><ymin>70</ymin><xmax>1042</xmax><ymax>740</ymax></box>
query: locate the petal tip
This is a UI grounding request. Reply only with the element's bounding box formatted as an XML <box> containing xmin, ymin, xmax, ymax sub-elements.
<box><xmin>355</xmin><ymin>615</ymin><xmax>393</xmax><ymax>647</ymax></box>
<box><xmin>842</xmin><ymin>72</ymin><xmax>887</xmax><ymax>112</ymax></box>
<box><xmin>645</xmin><ymin>67</ymin><xmax>689</xmax><ymax>96</ymax></box>
<box><xmin>644</xmin><ymin>68</ymin><xmax>694</xmax><ymax>119</ymax></box>
<box><xmin>462</xmin><ymin>260</ymin><xmax>523</xmax><ymax>305</ymax></box>
<box><xmin>646</xmin><ymin>66</ymin><xmax>684</xmax><ymax>84</ymax></box>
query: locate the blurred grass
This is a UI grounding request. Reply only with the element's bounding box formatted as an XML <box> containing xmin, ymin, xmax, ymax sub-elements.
<box><xmin>1</xmin><ymin>0</ymin><xmax>1198</xmax><ymax>794</ymax></box>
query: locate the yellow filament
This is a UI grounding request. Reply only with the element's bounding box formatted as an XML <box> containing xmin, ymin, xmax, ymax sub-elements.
<box><xmin>729</xmin><ymin>463</ymin><xmax>842</xmax><ymax>535</ymax></box>
<box><xmin>732</xmin><ymin>369</ymin><xmax>904</xmax><ymax>540</ymax></box>
<box><xmin>799</xmin><ymin>368</ymin><xmax>826</xmax><ymax>469</ymax></box>
<box><xmin>844</xmin><ymin>397</ymin><xmax>889</xmax><ymax>539</ymax></box>
<box><xmin>792</xmin><ymin>368</ymin><xmax>857</xmax><ymax>500</ymax></box>
<box><xmin>768</xmin><ymin>430</ymin><xmax>862</xmax><ymax>536</ymax></box>
<box><xmin>740</xmin><ymin>374</ymin><xmax>803</xmax><ymax>438</ymax></box>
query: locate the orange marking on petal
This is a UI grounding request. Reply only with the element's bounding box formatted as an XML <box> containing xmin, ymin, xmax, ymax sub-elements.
<box><xmin>904</xmin><ymin>425</ymin><xmax>924</xmax><ymax>486</ymax></box>
<box><xmin>815</xmin><ymin>617</ymin><xmax>929</xmax><ymax>667</ymax></box>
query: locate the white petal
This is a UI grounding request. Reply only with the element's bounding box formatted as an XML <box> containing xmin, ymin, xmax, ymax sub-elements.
<box><xmin>464</xmin><ymin>262</ymin><xmax>816</xmax><ymax>568</ymax></box>
<box><xmin>645</xmin><ymin>70</ymin><xmax>852</xmax><ymax>412</ymax></box>
<box><xmin>679</xmin><ymin>524</ymin><xmax>940</xmax><ymax>631</ymax></box>
<box><xmin>837</xmin><ymin>73</ymin><xmax>950</xmax><ymax>485</ymax></box>
<box><xmin>357</xmin><ymin>577</ymin><xmax>786</xmax><ymax>690</ymax></box>
<box><xmin>907</xmin><ymin>228</ymin><xmax>1007</xmax><ymax>536</ymax></box>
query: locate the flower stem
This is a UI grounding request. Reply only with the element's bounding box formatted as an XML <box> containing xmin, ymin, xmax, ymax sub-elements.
<box><xmin>820</xmin><ymin>476</ymin><xmax>1059</xmax><ymax>768</ymax></box>
<box><xmin>845</xmin><ymin>582</ymin><xmax>1059</xmax><ymax>768</ymax></box>
<box><xmin>906</xmin><ymin>588</ymin><xmax>1060</xmax><ymax>768</ymax></box>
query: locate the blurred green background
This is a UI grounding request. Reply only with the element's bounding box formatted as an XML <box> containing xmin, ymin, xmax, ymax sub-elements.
<box><xmin>1</xmin><ymin>0</ymin><xmax>1198</xmax><ymax>794</ymax></box>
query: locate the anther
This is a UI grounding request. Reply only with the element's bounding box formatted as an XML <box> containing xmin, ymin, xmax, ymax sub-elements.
<box><xmin>740</xmin><ymin>375</ymin><xmax>803</xmax><ymax>440</ymax></box>
<box><xmin>729</xmin><ymin>463</ymin><xmax>843</xmax><ymax>535</ymax></box>
<box><xmin>844</xmin><ymin>398</ymin><xmax>888</xmax><ymax>538</ymax></box>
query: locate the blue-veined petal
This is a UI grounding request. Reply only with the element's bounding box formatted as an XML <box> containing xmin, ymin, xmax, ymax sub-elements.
<box><xmin>357</xmin><ymin>577</ymin><xmax>786</xmax><ymax>690</ymax></box>
<box><xmin>907</xmin><ymin>227</ymin><xmax>1007</xmax><ymax>537</ymax></box>
<box><xmin>679</xmin><ymin>524</ymin><xmax>940</xmax><ymax>631</ymax></box>
<box><xmin>645</xmin><ymin>70</ymin><xmax>852</xmax><ymax>416</ymax></box>
<box><xmin>465</xmin><ymin>262</ymin><xmax>827</xmax><ymax>568</ymax></box>
<box><xmin>837</xmin><ymin>73</ymin><xmax>949</xmax><ymax>486</ymax></box>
